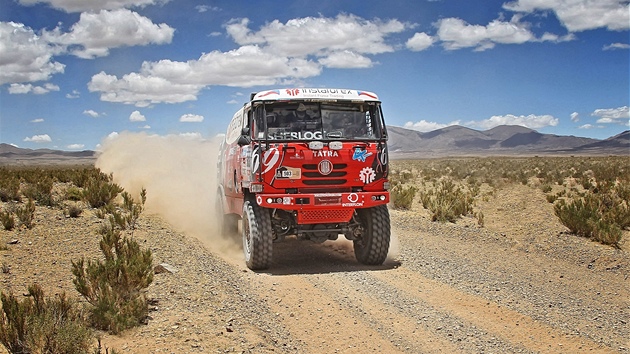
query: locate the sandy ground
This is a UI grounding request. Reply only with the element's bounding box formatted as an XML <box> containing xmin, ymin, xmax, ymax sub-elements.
<box><xmin>1</xmin><ymin>180</ymin><xmax>628</xmax><ymax>353</ymax></box>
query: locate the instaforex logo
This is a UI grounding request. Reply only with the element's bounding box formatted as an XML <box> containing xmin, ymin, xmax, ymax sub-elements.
<box><xmin>285</xmin><ymin>88</ymin><xmax>300</xmax><ymax>96</ymax></box>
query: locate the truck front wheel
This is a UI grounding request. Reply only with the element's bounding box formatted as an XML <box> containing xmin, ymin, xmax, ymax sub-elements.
<box><xmin>354</xmin><ymin>205</ymin><xmax>390</xmax><ymax>265</ymax></box>
<box><xmin>242</xmin><ymin>199</ymin><xmax>273</xmax><ymax>270</ymax></box>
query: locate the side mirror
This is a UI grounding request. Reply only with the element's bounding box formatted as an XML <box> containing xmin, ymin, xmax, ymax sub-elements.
<box><xmin>238</xmin><ymin>134</ymin><xmax>251</xmax><ymax>146</ymax></box>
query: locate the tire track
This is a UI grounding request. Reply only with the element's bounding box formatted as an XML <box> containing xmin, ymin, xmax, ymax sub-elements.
<box><xmin>371</xmin><ymin>267</ymin><xmax>616</xmax><ymax>353</ymax></box>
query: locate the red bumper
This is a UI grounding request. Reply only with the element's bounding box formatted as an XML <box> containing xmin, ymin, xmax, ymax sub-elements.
<box><xmin>254</xmin><ymin>192</ymin><xmax>389</xmax><ymax>224</ymax></box>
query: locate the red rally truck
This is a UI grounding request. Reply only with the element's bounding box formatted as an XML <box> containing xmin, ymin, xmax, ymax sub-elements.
<box><xmin>216</xmin><ymin>88</ymin><xmax>391</xmax><ymax>270</ymax></box>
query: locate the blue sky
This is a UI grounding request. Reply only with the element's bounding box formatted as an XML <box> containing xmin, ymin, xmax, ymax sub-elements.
<box><xmin>0</xmin><ymin>0</ymin><xmax>628</xmax><ymax>150</ymax></box>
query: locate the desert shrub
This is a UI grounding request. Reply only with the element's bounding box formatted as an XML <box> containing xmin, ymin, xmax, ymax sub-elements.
<box><xmin>0</xmin><ymin>284</ymin><xmax>93</xmax><ymax>354</ymax></box>
<box><xmin>0</xmin><ymin>210</ymin><xmax>15</xmax><ymax>231</ymax></box>
<box><xmin>546</xmin><ymin>194</ymin><xmax>558</xmax><ymax>203</ymax></box>
<box><xmin>0</xmin><ymin>176</ymin><xmax>20</xmax><ymax>202</ymax></box>
<box><xmin>71</xmin><ymin>221</ymin><xmax>153</xmax><ymax>334</ymax></box>
<box><xmin>420</xmin><ymin>179</ymin><xmax>475</xmax><ymax>223</ymax></box>
<box><xmin>22</xmin><ymin>176</ymin><xmax>54</xmax><ymax>207</ymax></box>
<box><xmin>540</xmin><ymin>184</ymin><xmax>552</xmax><ymax>193</ymax></box>
<box><xmin>65</xmin><ymin>186</ymin><xmax>83</xmax><ymax>201</ymax></box>
<box><xmin>82</xmin><ymin>175</ymin><xmax>123</xmax><ymax>209</ymax></box>
<box><xmin>391</xmin><ymin>184</ymin><xmax>417</xmax><ymax>210</ymax></box>
<box><xmin>15</xmin><ymin>199</ymin><xmax>36</xmax><ymax>229</ymax></box>
<box><xmin>66</xmin><ymin>204</ymin><xmax>83</xmax><ymax>218</ymax></box>
<box><xmin>554</xmin><ymin>191</ymin><xmax>626</xmax><ymax>248</ymax></box>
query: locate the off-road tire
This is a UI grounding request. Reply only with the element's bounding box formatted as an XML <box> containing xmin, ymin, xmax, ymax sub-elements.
<box><xmin>216</xmin><ymin>193</ymin><xmax>238</xmax><ymax>236</ymax></box>
<box><xmin>242</xmin><ymin>199</ymin><xmax>273</xmax><ymax>270</ymax></box>
<box><xmin>354</xmin><ymin>205</ymin><xmax>390</xmax><ymax>265</ymax></box>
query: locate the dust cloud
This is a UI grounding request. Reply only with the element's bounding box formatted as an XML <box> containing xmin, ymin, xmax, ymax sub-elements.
<box><xmin>95</xmin><ymin>132</ymin><xmax>243</xmax><ymax>261</ymax></box>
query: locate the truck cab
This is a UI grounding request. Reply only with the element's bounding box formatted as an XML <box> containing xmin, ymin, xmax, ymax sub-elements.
<box><xmin>217</xmin><ymin>88</ymin><xmax>390</xmax><ymax>270</ymax></box>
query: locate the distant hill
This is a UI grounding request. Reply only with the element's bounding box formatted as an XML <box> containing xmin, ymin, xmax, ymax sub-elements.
<box><xmin>387</xmin><ymin>125</ymin><xmax>629</xmax><ymax>157</ymax></box>
<box><xmin>0</xmin><ymin>143</ymin><xmax>96</xmax><ymax>165</ymax></box>
<box><xmin>1</xmin><ymin>126</ymin><xmax>627</xmax><ymax>165</ymax></box>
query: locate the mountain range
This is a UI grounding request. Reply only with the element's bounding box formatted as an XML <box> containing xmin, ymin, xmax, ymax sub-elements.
<box><xmin>387</xmin><ymin>125</ymin><xmax>629</xmax><ymax>157</ymax></box>
<box><xmin>0</xmin><ymin>125</ymin><xmax>628</xmax><ymax>164</ymax></box>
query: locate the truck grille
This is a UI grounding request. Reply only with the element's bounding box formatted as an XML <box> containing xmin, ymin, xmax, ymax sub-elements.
<box><xmin>297</xmin><ymin>209</ymin><xmax>354</xmax><ymax>224</ymax></box>
<box><xmin>301</xmin><ymin>163</ymin><xmax>348</xmax><ymax>185</ymax></box>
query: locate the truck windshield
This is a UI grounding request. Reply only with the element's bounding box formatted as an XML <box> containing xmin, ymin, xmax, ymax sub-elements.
<box><xmin>258</xmin><ymin>102</ymin><xmax>383</xmax><ymax>141</ymax></box>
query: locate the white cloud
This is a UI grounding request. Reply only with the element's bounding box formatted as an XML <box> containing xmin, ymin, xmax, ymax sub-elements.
<box><xmin>18</xmin><ymin>0</ymin><xmax>168</xmax><ymax>13</ymax></box>
<box><xmin>88</xmin><ymin>46</ymin><xmax>320</xmax><ymax>106</ymax></box>
<box><xmin>318</xmin><ymin>51</ymin><xmax>373</xmax><ymax>69</ymax></box>
<box><xmin>179</xmin><ymin>114</ymin><xmax>204</xmax><ymax>122</ymax></box>
<box><xmin>406</xmin><ymin>32</ymin><xmax>434</xmax><ymax>51</ymax></box>
<box><xmin>603</xmin><ymin>42</ymin><xmax>630</xmax><ymax>50</ymax></box>
<box><xmin>226</xmin><ymin>99</ymin><xmax>238</xmax><ymax>104</ymax></box>
<box><xmin>503</xmin><ymin>0</ymin><xmax>630</xmax><ymax>32</ymax></box>
<box><xmin>226</xmin><ymin>15</ymin><xmax>407</xmax><ymax>59</ymax></box>
<box><xmin>31</xmin><ymin>118</ymin><xmax>45</xmax><ymax>123</ymax></box>
<box><xmin>0</xmin><ymin>22</ymin><xmax>65</xmax><ymax>85</ymax></box>
<box><xmin>9</xmin><ymin>83</ymin><xmax>60</xmax><ymax>94</ymax></box>
<box><xmin>66</xmin><ymin>90</ymin><xmax>80</xmax><ymax>99</ymax></box>
<box><xmin>141</xmin><ymin>125</ymin><xmax>151</xmax><ymax>129</ymax></box>
<box><xmin>436</xmin><ymin>16</ymin><xmax>536</xmax><ymax>51</ymax></box>
<box><xmin>130</xmin><ymin>110</ymin><xmax>146</xmax><ymax>121</ymax></box>
<box><xmin>404</xmin><ymin>120</ymin><xmax>460</xmax><ymax>132</ymax></box>
<box><xmin>591</xmin><ymin>105</ymin><xmax>629</xmax><ymax>124</ymax></box>
<box><xmin>24</xmin><ymin>134</ymin><xmax>52</xmax><ymax>143</ymax></box>
<box><xmin>67</xmin><ymin>143</ymin><xmax>85</xmax><ymax>149</ymax></box>
<box><xmin>178</xmin><ymin>132</ymin><xmax>203</xmax><ymax>139</ymax></box>
<box><xmin>570</xmin><ymin>112</ymin><xmax>579</xmax><ymax>122</ymax></box>
<box><xmin>87</xmin><ymin>14</ymin><xmax>408</xmax><ymax>106</ymax></box>
<box><xmin>195</xmin><ymin>5</ymin><xmax>219</xmax><ymax>13</ymax></box>
<box><xmin>467</xmin><ymin>114</ymin><xmax>559</xmax><ymax>129</ymax></box>
<box><xmin>44</xmin><ymin>9</ymin><xmax>174</xmax><ymax>59</ymax></box>
<box><xmin>578</xmin><ymin>124</ymin><xmax>596</xmax><ymax>129</ymax></box>
<box><xmin>83</xmin><ymin>109</ymin><xmax>100</xmax><ymax>118</ymax></box>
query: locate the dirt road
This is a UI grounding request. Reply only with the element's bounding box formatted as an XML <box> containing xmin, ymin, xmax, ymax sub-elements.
<box><xmin>2</xmin><ymin>183</ymin><xmax>629</xmax><ymax>353</ymax></box>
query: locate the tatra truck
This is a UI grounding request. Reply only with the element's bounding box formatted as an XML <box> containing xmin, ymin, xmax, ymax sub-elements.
<box><xmin>216</xmin><ymin>88</ymin><xmax>391</xmax><ymax>270</ymax></box>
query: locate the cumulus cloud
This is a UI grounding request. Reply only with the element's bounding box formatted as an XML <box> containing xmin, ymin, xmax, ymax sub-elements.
<box><xmin>467</xmin><ymin>114</ymin><xmax>559</xmax><ymax>130</ymax></box>
<box><xmin>130</xmin><ymin>110</ymin><xmax>146</xmax><ymax>122</ymax></box>
<box><xmin>24</xmin><ymin>134</ymin><xmax>52</xmax><ymax>143</ymax></box>
<box><xmin>83</xmin><ymin>109</ymin><xmax>101</xmax><ymax>118</ymax></box>
<box><xmin>436</xmin><ymin>16</ymin><xmax>536</xmax><ymax>51</ymax></box>
<box><xmin>66</xmin><ymin>90</ymin><xmax>80</xmax><ymax>98</ymax></box>
<box><xmin>179</xmin><ymin>114</ymin><xmax>204</xmax><ymax>122</ymax></box>
<box><xmin>195</xmin><ymin>5</ymin><xmax>219</xmax><ymax>13</ymax></box>
<box><xmin>318</xmin><ymin>51</ymin><xmax>373</xmax><ymax>69</ymax></box>
<box><xmin>404</xmin><ymin>120</ymin><xmax>460</xmax><ymax>132</ymax></box>
<box><xmin>18</xmin><ymin>0</ymin><xmax>168</xmax><ymax>13</ymax></box>
<box><xmin>406</xmin><ymin>32</ymin><xmax>434</xmax><ymax>51</ymax></box>
<box><xmin>603</xmin><ymin>42</ymin><xmax>630</xmax><ymax>50</ymax></box>
<box><xmin>87</xmin><ymin>45</ymin><xmax>320</xmax><ymax>106</ymax></box>
<box><xmin>88</xmin><ymin>14</ymin><xmax>408</xmax><ymax>106</ymax></box>
<box><xmin>591</xmin><ymin>106</ymin><xmax>629</xmax><ymax>124</ymax></box>
<box><xmin>225</xmin><ymin>15</ymin><xmax>406</xmax><ymax>59</ymax></box>
<box><xmin>570</xmin><ymin>112</ymin><xmax>580</xmax><ymax>122</ymax></box>
<box><xmin>503</xmin><ymin>0</ymin><xmax>630</xmax><ymax>32</ymax></box>
<box><xmin>0</xmin><ymin>22</ymin><xmax>65</xmax><ymax>85</ymax></box>
<box><xmin>31</xmin><ymin>118</ymin><xmax>45</xmax><ymax>123</ymax></box>
<box><xmin>8</xmin><ymin>83</ymin><xmax>60</xmax><ymax>94</ymax></box>
<box><xmin>44</xmin><ymin>9</ymin><xmax>174</xmax><ymax>59</ymax></box>
<box><xmin>67</xmin><ymin>143</ymin><xmax>85</xmax><ymax>149</ymax></box>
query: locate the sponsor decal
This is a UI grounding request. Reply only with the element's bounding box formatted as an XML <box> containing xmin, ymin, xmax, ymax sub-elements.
<box><xmin>358</xmin><ymin>91</ymin><xmax>378</xmax><ymax>99</ymax></box>
<box><xmin>256</xmin><ymin>196</ymin><xmax>262</xmax><ymax>205</ymax></box>
<box><xmin>258</xmin><ymin>90</ymin><xmax>280</xmax><ymax>98</ymax></box>
<box><xmin>286</xmin><ymin>88</ymin><xmax>300</xmax><ymax>96</ymax></box>
<box><xmin>352</xmin><ymin>148</ymin><xmax>373</xmax><ymax>163</ymax></box>
<box><xmin>275</xmin><ymin>166</ymin><xmax>301</xmax><ymax>179</ymax></box>
<box><xmin>313</xmin><ymin>150</ymin><xmax>339</xmax><ymax>158</ymax></box>
<box><xmin>318</xmin><ymin>159</ymin><xmax>333</xmax><ymax>175</ymax></box>
<box><xmin>359</xmin><ymin>167</ymin><xmax>376</xmax><ymax>184</ymax></box>
<box><xmin>343</xmin><ymin>193</ymin><xmax>363</xmax><ymax>207</ymax></box>
<box><xmin>269</xmin><ymin>131</ymin><xmax>323</xmax><ymax>140</ymax></box>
